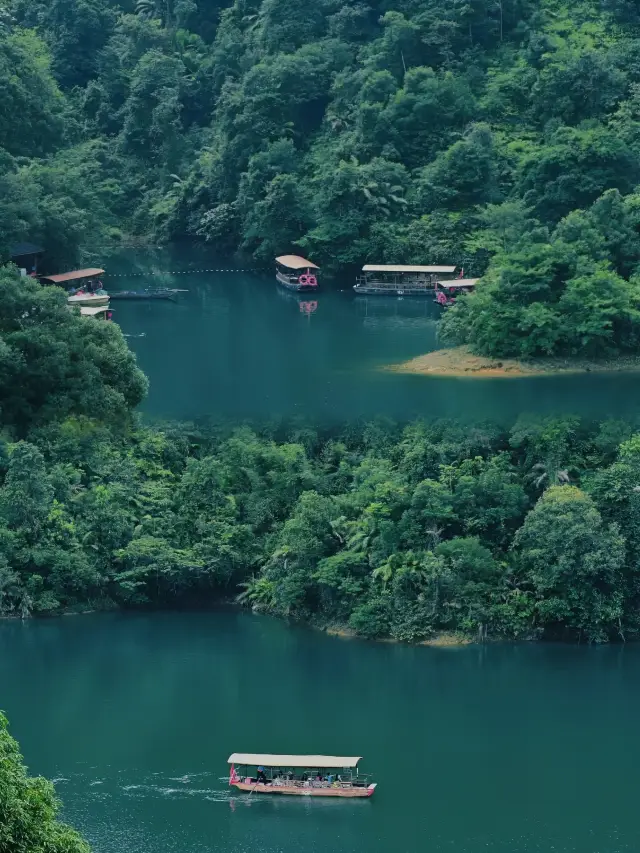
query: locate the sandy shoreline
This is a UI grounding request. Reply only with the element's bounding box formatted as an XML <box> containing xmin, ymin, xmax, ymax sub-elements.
<box><xmin>383</xmin><ymin>346</ymin><xmax>640</xmax><ymax>379</ymax></box>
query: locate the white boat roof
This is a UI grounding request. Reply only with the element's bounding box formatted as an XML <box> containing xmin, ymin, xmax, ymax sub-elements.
<box><xmin>363</xmin><ymin>264</ymin><xmax>456</xmax><ymax>274</ymax></box>
<box><xmin>228</xmin><ymin>753</ymin><xmax>361</xmax><ymax>768</ymax></box>
<box><xmin>437</xmin><ymin>278</ymin><xmax>480</xmax><ymax>288</ymax></box>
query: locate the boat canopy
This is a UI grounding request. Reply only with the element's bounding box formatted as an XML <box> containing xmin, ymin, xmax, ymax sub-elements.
<box><xmin>228</xmin><ymin>753</ymin><xmax>361</xmax><ymax>769</ymax></box>
<box><xmin>275</xmin><ymin>255</ymin><xmax>319</xmax><ymax>270</ymax></box>
<box><xmin>40</xmin><ymin>268</ymin><xmax>105</xmax><ymax>284</ymax></box>
<box><xmin>437</xmin><ymin>278</ymin><xmax>480</xmax><ymax>288</ymax></box>
<box><xmin>362</xmin><ymin>264</ymin><xmax>456</xmax><ymax>274</ymax></box>
<box><xmin>79</xmin><ymin>306</ymin><xmax>109</xmax><ymax>316</ymax></box>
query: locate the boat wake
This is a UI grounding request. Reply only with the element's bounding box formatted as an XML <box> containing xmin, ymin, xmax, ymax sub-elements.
<box><xmin>53</xmin><ymin>767</ymin><xmax>235</xmax><ymax>804</ymax></box>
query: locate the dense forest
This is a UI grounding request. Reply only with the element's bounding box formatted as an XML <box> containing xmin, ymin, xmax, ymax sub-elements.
<box><xmin>0</xmin><ymin>711</ymin><xmax>90</xmax><ymax>852</ymax></box>
<box><xmin>5</xmin><ymin>0</ymin><xmax>640</xmax><ymax>356</ymax></box>
<box><xmin>2</xmin><ymin>267</ymin><xmax>640</xmax><ymax>644</ymax></box>
<box><xmin>4</xmin><ymin>0</ymin><xmax>640</xmax><ymax>641</ymax></box>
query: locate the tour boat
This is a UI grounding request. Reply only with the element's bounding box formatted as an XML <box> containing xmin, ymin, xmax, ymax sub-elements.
<box><xmin>227</xmin><ymin>753</ymin><xmax>377</xmax><ymax>798</ymax></box>
<box><xmin>275</xmin><ymin>255</ymin><xmax>320</xmax><ymax>292</ymax></box>
<box><xmin>354</xmin><ymin>264</ymin><xmax>457</xmax><ymax>296</ymax></box>
<box><xmin>434</xmin><ymin>278</ymin><xmax>479</xmax><ymax>306</ymax></box>
<box><xmin>40</xmin><ymin>268</ymin><xmax>110</xmax><ymax>307</ymax></box>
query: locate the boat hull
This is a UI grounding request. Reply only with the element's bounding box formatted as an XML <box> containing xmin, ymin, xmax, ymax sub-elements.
<box><xmin>109</xmin><ymin>291</ymin><xmax>176</xmax><ymax>300</ymax></box>
<box><xmin>67</xmin><ymin>295</ymin><xmax>110</xmax><ymax>307</ymax></box>
<box><xmin>277</xmin><ymin>278</ymin><xmax>318</xmax><ymax>293</ymax></box>
<box><xmin>231</xmin><ymin>781</ymin><xmax>376</xmax><ymax>798</ymax></box>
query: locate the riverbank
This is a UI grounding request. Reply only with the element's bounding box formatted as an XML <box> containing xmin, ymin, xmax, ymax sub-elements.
<box><xmin>384</xmin><ymin>346</ymin><xmax>640</xmax><ymax>378</ymax></box>
<box><xmin>324</xmin><ymin>625</ymin><xmax>473</xmax><ymax>646</ymax></box>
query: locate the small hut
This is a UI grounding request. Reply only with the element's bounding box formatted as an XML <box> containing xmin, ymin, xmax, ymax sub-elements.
<box><xmin>10</xmin><ymin>243</ymin><xmax>44</xmax><ymax>276</ymax></box>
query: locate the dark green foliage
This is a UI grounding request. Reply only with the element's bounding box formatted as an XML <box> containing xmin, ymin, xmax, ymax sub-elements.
<box><xmin>0</xmin><ymin>268</ymin><xmax>147</xmax><ymax>435</ymax></box>
<box><xmin>0</xmin><ymin>712</ymin><xmax>90</xmax><ymax>852</ymax></box>
<box><xmin>7</xmin><ymin>0</ymin><xmax>640</xmax><ymax>302</ymax></box>
<box><xmin>0</xmin><ymin>266</ymin><xmax>636</xmax><ymax>644</ymax></box>
<box><xmin>4</xmin><ymin>0</ymin><xmax>640</xmax><ymax>647</ymax></box>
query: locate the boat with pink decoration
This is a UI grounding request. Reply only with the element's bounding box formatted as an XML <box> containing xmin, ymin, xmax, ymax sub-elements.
<box><xmin>228</xmin><ymin>753</ymin><xmax>377</xmax><ymax>798</ymax></box>
<box><xmin>275</xmin><ymin>255</ymin><xmax>320</xmax><ymax>292</ymax></box>
<box><xmin>434</xmin><ymin>277</ymin><xmax>480</xmax><ymax>306</ymax></box>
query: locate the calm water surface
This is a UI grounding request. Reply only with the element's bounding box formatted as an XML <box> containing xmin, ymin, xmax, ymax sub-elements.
<box><xmin>2</xmin><ymin>611</ymin><xmax>640</xmax><ymax>853</ymax></box>
<box><xmin>12</xmin><ymin>248</ymin><xmax>638</xmax><ymax>852</ymax></box>
<box><xmin>102</xmin><ymin>247</ymin><xmax>640</xmax><ymax>423</ymax></box>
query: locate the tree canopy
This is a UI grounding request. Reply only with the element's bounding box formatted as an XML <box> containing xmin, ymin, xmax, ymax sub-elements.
<box><xmin>0</xmin><ymin>712</ymin><xmax>90</xmax><ymax>852</ymax></box>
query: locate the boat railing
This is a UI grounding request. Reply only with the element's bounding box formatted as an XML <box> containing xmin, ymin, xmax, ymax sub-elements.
<box><xmin>260</xmin><ymin>777</ymin><xmax>367</xmax><ymax>790</ymax></box>
<box><xmin>276</xmin><ymin>270</ymin><xmax>302</xmax><ymax>285</ymax></box>
<box><xmin>356</xmin><ymin>276</ymin><xmax>435</xmax><ymax>289</ymax></box>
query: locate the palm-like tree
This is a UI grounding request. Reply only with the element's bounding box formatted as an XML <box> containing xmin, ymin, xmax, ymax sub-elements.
<box><xmin>347</xmin><ymin>157</ymin><xmax>408</xmax><ymax>216</ymax></box>
<box><xmin>360</xmin><ymin>180</ymin><xmax>408</xmax><ymax>215</ymax></box>
<box><xmin>136</xmin><ymin>0</ymin><xmax>174</xmax><ymax>28</ymax></box>
<box><xmin>531</xmin><ymin>462</ymin><xmax>571</xmax><ymax>490</ymax></box>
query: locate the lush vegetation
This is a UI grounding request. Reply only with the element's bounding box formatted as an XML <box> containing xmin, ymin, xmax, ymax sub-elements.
<box><xmin>2</xmin><ymin>0</ymin><xmax>640</xmax><ymax>261</ymax></box>
<box><xmin>6</xmin><ymin>1</ymin><xmax>640</xmax><ymax>643</ymax></box>
<box><xmin>0</xmin><ymin>711</ymin><xmax>90</xmax><ymax>852</ymax></box>
<box><xmin>1</xmin><ymin>260</ymin><xmax>640</xmax><ymax>644</ymax></box>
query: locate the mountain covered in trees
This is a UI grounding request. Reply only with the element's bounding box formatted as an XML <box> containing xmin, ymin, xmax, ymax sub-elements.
<box><xmin>5</xmin><ymin>0</ymin><xmax>640</xmax><ymax>355</ymax></box>
<box><xmin>2</xmin><ymin>265</ymin><xmax>640</xmax><ymax>644</ymax></box>
<box><xmin>5</xmin><ymin>0</ymin><xmax>640</xmax><ymax>644</ymax></box>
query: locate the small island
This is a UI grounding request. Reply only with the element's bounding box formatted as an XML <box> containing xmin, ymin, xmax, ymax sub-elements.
<box><xmin>385</xmin><ymin>346</ymin><xmax>640</xmax><ymax>379</ymax></box>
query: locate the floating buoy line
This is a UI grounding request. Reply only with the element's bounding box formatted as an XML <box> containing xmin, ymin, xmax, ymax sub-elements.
<box><xmin>104</xmin><ymin>269</ymin><xmax>260</xmax><ymax>278</ymax></box>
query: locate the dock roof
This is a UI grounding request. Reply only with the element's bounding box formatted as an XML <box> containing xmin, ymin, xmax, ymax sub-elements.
<box><xmin>10</xmin><ymin>242</ymin><xmax>44</xmax><ymax>258</ymax></box>
<box><xmin>275</xmin><ymin>255</ymin><xmax>319</xmax><ymax>270</ymax></box>
<box><xmin>228</xmin><ymin>753</ymin><xmax>361</xmax><ymax>768</ymax></box>
<box><xmin>363</xmin><ymin>264</ymin><xmax>456</xmax><ymax>274</ymax></box>
<box><xmin>40</xmin><ymin>268</ymin><xmax>105</xmax><ymax>284</ymax></box>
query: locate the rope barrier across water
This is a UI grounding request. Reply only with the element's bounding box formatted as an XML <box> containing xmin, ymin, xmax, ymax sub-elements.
<box><xmin>104</xmin><ymin>269</ymin><xmax>259</xmax><ymax>277</ymax></box>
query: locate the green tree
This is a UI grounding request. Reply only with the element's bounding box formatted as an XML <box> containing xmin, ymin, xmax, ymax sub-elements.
<box><xmin>0</xmin><ymin>712</ymin><xmax>90</xmax><ymax>852</ymax></box>
<box><xmin>0</xmin><ymin>269</ymin><xmax>147</xmax><ymax>435</ymax></box>
<box><xmin>513</xmin><ymin>486</ymin><xmax>625</xmax><ymax>642</ymax></box>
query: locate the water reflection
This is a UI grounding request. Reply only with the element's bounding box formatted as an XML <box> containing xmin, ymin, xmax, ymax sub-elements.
<box><xmin>97</xmin><ymin>247</ymin><xmax>640</xmax><ymax>424</ymax></box>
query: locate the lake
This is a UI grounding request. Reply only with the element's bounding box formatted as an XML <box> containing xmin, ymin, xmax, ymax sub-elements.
<box><xmin>2</xmin><ymin>610</ymin><xmax>640</xmax><ymax>853</ymax></box>
<box><xmin>102</xmin><ymin>247</ymin><xmax>640</xmax><ymax>424</ymax></box>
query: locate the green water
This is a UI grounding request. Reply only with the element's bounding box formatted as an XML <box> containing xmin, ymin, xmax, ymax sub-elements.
<box><xmin>2</xmin><ymin>611</ymin><xmax>640</xmax><ymax>853</ymax></box>
<box><xmin>104</xmin><ymin>247</ymin><xmax>640</xmax><ymax>423</ymax></box>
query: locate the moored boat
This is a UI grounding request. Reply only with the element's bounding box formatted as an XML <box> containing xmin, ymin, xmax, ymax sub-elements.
<box><xmin>434</xmin><ymin>278</ymin><xmax>479</xmax><ymax>306</ymax></box>
<box><xmin>227</xmin><ymin>753</ymin><xmax>376</xmax><ymax>798</ymax></box>
<box><xmin>67</xmin><ymin>292</ymin><xmax>110</xmax><ymax>307</ymax></box>
<box><xmin>40</xmin><ymin>268</ymin><xmax>110</xmax><ymax>307</ymax></box>
<box><xmin>354</xmin><ymin>264</ymin><xmax>456</xmax><ymax>296</ymax></box>
<box><xmin>275</xmin><ymin>255</ymin><xmax>320</xmax><ymax>292</ymax></box>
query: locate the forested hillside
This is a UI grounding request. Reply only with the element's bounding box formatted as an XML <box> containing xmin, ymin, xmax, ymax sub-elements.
<box><xmin>6</xmin><ymin>0</ymin><xmax>640</xmax><ymax>643</ymax></box>
<box><xmin>2</xmin><ymin>0</ymin><xmax>640</xmax><ymax>276</ymax></box>
<box><xmin>2</xmin><ymin>264</ymin><xmax>640</xmax><ymax>644</ymax></box>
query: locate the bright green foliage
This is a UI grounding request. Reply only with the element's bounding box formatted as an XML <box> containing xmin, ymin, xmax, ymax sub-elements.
<box><xmin>441</xmin><ymin>208</ymin><xmax>640</xmax><ymax>358</ymax></box>
<box><xmin>513</xmin><ymin>486</ymin><xmax>625</xmax><ymax>643</ymax></box>
<box><xmin>0</xmin><ymin>268</ymin><xmax>147</xmax><ymax>435</ymax></box>
<box><xmin>0</xmin><ymin>712</ymin><xmax>90</xmax><ymax>852</ymax></box>
<box><xmin>2</xmin><ymin>303</ymin><xmax>640</xmax><ymax>641</ymax></box>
